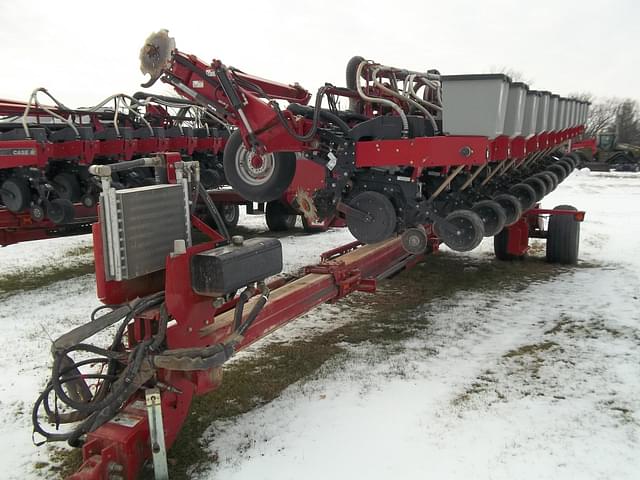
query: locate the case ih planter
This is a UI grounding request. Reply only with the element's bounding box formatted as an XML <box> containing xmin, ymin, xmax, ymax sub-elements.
<box><xmin>31</xmin><ymin>30</ymin><xmax>588</xmax><ymax>479</ymax></box>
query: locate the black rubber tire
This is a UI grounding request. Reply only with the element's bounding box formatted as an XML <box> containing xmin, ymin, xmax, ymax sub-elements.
<box><xmin>548</xmin><ymin>164</ymin><xmax>567</xmax><ymax>182</ymax></box>
<box><xmin>523</xmin><ymin>176</ymin><xmax>547</xmax><ymax>202</ymax></box>
<box><xmin>471</xmin><ymin>199</ymin><xmax>507</xmax><ymax>237</ymax></box>
<box><xmin>562</xmin><ymin>153</ymin><xmax>579</xmax><ymax>169</ymax></box>
<box><xmin>53</xmin><ymin>172</ymin><xmax>82</xmax><ymax>201</ymax></box>
<box><xmin>223</xmin><ymin>130</ymin><xmax>296</xmax><ymax>202</ymax></box>
<box><xmin>346</xmin><ymin>191</ymin><xmax>397</xmax><ymax>244</ymax></box>
<box><xmin>435</xmin><ymin>209</ymin><xmax>485</xmax><ymax>252</ymax></box>
<box><xmin>494</xmin><ymin>228</ymin><xmax>524</xmax><ymax>261</ymax></box>
<box><xmin>546</xmin><ymin>205</ymin><xmax>580</xmax><ymax>265</ymax></box>
<box><xmin>534</xmin><ymin>172</ymin><xmax>555</xmax><ymax>193</ymax></box>
<box><xmin>509</xmin><ymin>183</ymin><xmax>537</xmax><ymax>211</ymax></box>
<box><xmin>493</xmin><ymin>193</ymin><xmax>523</xmax><ymax>226</ymax></box>
<box><xmin>219</xmin><ymin>203</ymin><xmax>240</xmax><ymax>228</ymax></box>
<box><xmin>47</xmin><ymin>198</ymin><xmax>75</xmax><ymax>225</ymax></box>
<box><xmin>265</xmin><ymin>201</ymin><xmax>297</xmax><ymax>231</ymax></box>
<box><xmin>541</xmin><ymin>170</ymin><xmax>559</xmax><ymax>191</ymax></box>
<box><xmin>557</xmin><ymin>159</ymin><xmax>573</xmax><ymax>176</ymax></box>
<box><xmin>1</xmin><ymin>177</ymin><xmax>31</xmax><ymax>212</ymax></box>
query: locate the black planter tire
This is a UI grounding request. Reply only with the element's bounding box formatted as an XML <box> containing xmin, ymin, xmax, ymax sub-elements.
<box><xmin>548</xmin><ymin>164</ymin><xmax>567</xmax><ymax>182</ymax></box>
<box><xmin>471</xmin><ymin>200</ymin><xmax>507</xmax><ymax>237</ymax></box>
<box><xmin>493</xmin><ymin>193</ymin><xmax>523</xmax><ymax>226</ymax></box>
<box><xmin>47</xmin><ymin>199</ymin><xmax>75</xmax><ymax>224</ymax></box>
<box><xmin>223</xmin><ymin>130</ymin><xmax>296</xmax><ymax>202</ymax></box>
<box><xmin>546</xmin><ymin>205</ymin><xmax>580</xmax><ymax>265</ymax></box>
<box><xmin>523</xmin><ymin>176</ymin><xmax>547</xmax><ymax>202</ymax></box>
<box><xmin>53</xmin><ymin>172</ymin><xmax>82</xmax><ymax>201</ymax></box>
<box><xmin>265</xmin><ymin>201</ymin><xmax>297</xmax><ymax>231</ymax></box>
<box><xmin>509</xmin><ymin>183</ymin><xmax>537</xmax><ymax>211</ymax></box>
<box><xmin>435</xmin><ymin>209</ymin><xmax>485</xmax><ymax>252</ymax></box>
<box><xmin>219</xmin><ymin>203</ymin><xmax>240</xmax><ymax>228</ymax></box>
<box><xmin>1</xmin><ymin>177</ymin><xmax>31</xmax><ymax>212</ymax></box>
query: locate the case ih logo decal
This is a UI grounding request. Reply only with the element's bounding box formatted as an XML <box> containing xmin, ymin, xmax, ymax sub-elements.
<box><xmin>0</xmin><ymin>148</ymin><xmax>36</xmax><ymax>156</ymax></box>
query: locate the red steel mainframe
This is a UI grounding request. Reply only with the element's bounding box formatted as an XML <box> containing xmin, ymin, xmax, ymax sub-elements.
<box><xmin>69</xmin><ymin>222</ymin><xmax>435</xmax><ymax>479</ymax></box>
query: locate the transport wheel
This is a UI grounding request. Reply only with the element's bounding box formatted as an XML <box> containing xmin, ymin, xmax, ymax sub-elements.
<box><xmin>265</xmin><ymin>200</ymin><xmax>297</xmax><ymax>231</ymax></box>
<box><xmin>493</xmin><ymin>193</ymin><xmax>523</xmax><ymax>226</ymax></box>
<box><xmin>219</xmin><ymin>203</ymin><xmax>240</xmax><ymax>228</ymax></box>
<box><xmin>1</xmin><ymin>177</ymin><xmax>31</xmax><ymax>212</ymax></box>
<box><xmin>548</xmin><ymin>164</ymin><xmax>567</xmax><ymax>182</ymax></box>
<box><xmin>534</xmin><ymin>172</ymin><xmax>555</xmax><ymax>192</ymax></box>
<box><xmin>201</xmin><ymin>168</ymin><xmax>222</xmax><ymax>190</ymax></box>
<box><xmin>53</xmin><ymin>172</ymin><xmax>82</xmax><ymax>201</ymax></box>
<box><xmin>509</xmin><ymin>183</ymin><xmax>537</xmax><ymax>211</ymax></box>
<box><xmin>435</xmin><ymin>209</ymin><xmax>485</xmax><ymax>252</ymax></box>
<box><xmin>546</xmin><ymin>205</ymin><xmax>579</xmax><ymax>265</ymax></box>
<box><xmin>471</xmin><ymin>200</ymin><xmax>506</xmax><ymax>237</ymax></box>
<box><xmin>346</xmin><ymin>191</ymin><xmax>397</xmax><ymax>244</ymax></box>
<box><xmin>30</xmin><ymin>204</ymin><xmax>46</xmax><ymax>222</ymax></box>
<box><xmin>523</xmin><ymin>176</ymin><xmax>547</xmax><ymax>202</ymax></box>
<box><xmin>223</xmin><ymin>131</ymin><xmax>296</xmax><ymax>202</ymax></box>
<box><xmin>494</xmin><ymin>228</ymin><xmax>524</xmax><ymax>261</ymax></box>
<box><xmin>47</xmin><ymin>198</ymin><xmax>75</xmax><ymax>225</ymax></box>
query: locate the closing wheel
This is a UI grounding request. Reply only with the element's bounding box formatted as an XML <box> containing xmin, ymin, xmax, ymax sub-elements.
<box><xmin>47</xmin><ymin>198</ymin><xmax>75</xmax><ymax>225</ymax></box>
<box><xmin>471</xmin><ymin>199</ymin><xmax>506</xmax><ymax>237</ymax></box>
<box><xmin>223</xmin><ymin>130</ymin><xmax>296</xmax><ymax>202</ymax></box>
<box><xmin>509</xmin><ymin>183</ymin><xmax>537</xmax><ymax>211</ymax></box>
<box><xmin>53</xmin><ymin>172</ymin><xmax>82</xmax><ymax>201</ymax></box>
<box><xmin>346</xmin><ymin>191</ymin><xmax>397</xmax><ymax>244</ymax></box>
<box><xmin>401</xmin><ymin>227</ymin><xmax>428</xmax><ymax>254</ymax></box>
<box><xmin>30</xmin><ymin>204</ymin><xmax>46</xmax><ymax>222</ymax></box>
<box><xmin>265</xmin><ymin>201</ymin><xmax>297</xmax><ymax>231</ymax></box>
<box><xmin>1</xmin><ymin>177</ymin><xmax>31</xmax><ymax>212</ymax></box>
<box><xmin>435</xmin><ymin>209</ymin><xmax>485</xmax><ymax>252</ymax></box>
<box><xmin>548</xmin><ymin>164</ymin><xmax>567</xmax><ymax>182</ymax></box>
<box><xmin>546</xmin><ymin>205</ymin><xmax>580</xmax><ymax>264</ymax></box>
<box><xmin>493</xmin><ymin>193</ymin><xmax>523</xmax><ymax>226</ymax></box>
<box><xmin>523</xmin><ymin>176</ymin><xmax>547</xmax><ymax>202</ymax></box>
<box><xmin>219</xmin><ymin>203</ymin><xmax>240</xmax><ymax>228</ymax></box>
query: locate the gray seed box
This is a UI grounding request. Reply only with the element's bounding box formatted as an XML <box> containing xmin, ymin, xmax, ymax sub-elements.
<box><xmin>441</xmin><ymin>74</ymin><xmax>510</xmax><ymax>138</ymax></box>
<box><xmin>522</xmin><ymin>91</ymin><xmax>541</xmax><ymax>137</ymax></box>
<box><xmin>503</xmin><ymin>82</ymin><xmax>528</xmax><ymax>137</ymax></box>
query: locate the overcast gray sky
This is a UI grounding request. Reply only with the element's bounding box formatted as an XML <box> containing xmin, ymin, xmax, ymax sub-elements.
<box><xmin>1</xmin><ymin>0</ymin><xmax>637</xmax><ymax>108</ymax></box>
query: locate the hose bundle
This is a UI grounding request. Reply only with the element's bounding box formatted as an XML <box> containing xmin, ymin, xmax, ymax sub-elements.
<box><xmin>32</xmin><ymin>292</ymin><xmax>166</xmax><ymax>446</ymax></box>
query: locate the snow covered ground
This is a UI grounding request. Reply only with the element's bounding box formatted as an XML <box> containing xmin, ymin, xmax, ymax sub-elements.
<box><xmin>0</xmin><ymin>170</ymin><xmax>638</xmax><ymax>479</ymax></box>
<box><xmin>194</xmin><ymin>171</ymin><xmax>640</xmax><ymax>480</ymax></box>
